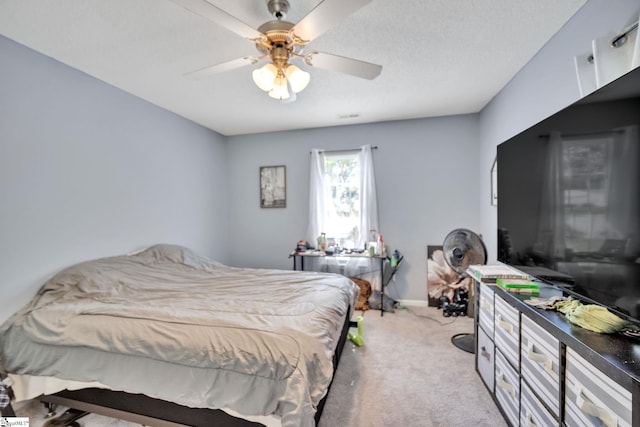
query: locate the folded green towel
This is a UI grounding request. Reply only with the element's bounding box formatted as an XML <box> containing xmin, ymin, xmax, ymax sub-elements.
<box><xmin>555</xmin><ymin>300</ymin><xmax>639</xmax><ymax>334</ymax></box>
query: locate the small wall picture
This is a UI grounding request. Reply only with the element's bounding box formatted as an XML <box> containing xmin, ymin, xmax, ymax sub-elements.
<box><xmin>490</xmin><ymin>157</ymin><xmax>498</xmax><ymax>206</ymax></box>
<box><xmin>260</xmin><ymin>165</ymin><xmax>286</xmax><ymax>208</ymax></box>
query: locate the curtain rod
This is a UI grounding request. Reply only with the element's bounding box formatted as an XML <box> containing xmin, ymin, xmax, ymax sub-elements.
<box><xmin>538</xmin><ymin>129</ymin><xmax>626</xmax><ymax>139</ymax></box>
<box><xmin>310</xmin><ymin>146</ymin><xmax>378</xmax><ymax>154</ymax></box>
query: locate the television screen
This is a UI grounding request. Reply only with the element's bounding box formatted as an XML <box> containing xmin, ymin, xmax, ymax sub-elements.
<box><xmin>497</xmin><ymin>67</ymin><xmax>640</xmax><ymax>325</ymax></box>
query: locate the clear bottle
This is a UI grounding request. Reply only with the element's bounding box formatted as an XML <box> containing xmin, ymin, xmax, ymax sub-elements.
<box><xmin>369</xmin><ymin>229</ymin><xmax>378</xmax><ymax>256</ymax></box>
<box><xmin>318</xmin><ymin>232</ymin><xmax>327</xmax><ymax>252</ymax></box>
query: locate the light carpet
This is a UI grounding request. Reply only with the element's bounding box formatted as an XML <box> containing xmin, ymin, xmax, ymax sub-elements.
<box><xmin>319</xmin><ymin>306</ymin><xmax>506</xmax><ymax>426</ymax></box>
<box><xmin>12</xmin><ymin>306</ymin><xmax>506</xmax><ymax>427</ymax></box>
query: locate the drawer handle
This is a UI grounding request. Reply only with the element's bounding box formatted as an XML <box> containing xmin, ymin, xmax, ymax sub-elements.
<box><xmin>480</xmin><ymin>346</ymin><xmax>491</xmax><ymax>361</ymax></box>
<box><xmin>576</xmin><ymin>389</ymin><xmax>616</xmax><ymax>427</ymax></box>
<box><xmin>481</xmin><ymin>300</ymin><xmax>492</xmax><ymax>311</ymax></box>
<box><xmin>497</xmin><ymin>376</ymin><xmax>515</xmax><ymax>399</ymax></box>
<box><xmin>527</xmin><ymin>347</ymin><xmax>554</xmax><ymax>375</ymax></box>
<box><xmin>497</xmin><ymin>317</ymin><xmax>514</xmax><ymax>335</ymax></box>
<box><xmin>525</xmin><ymin>412</ymin><xmax>538</xmax><ymax>427</ymax></box>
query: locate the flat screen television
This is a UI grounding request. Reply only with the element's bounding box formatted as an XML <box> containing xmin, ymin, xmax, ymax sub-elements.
<box><xmin>497</xmin><ymin>66</ymin><xmax>640</xmax><ymax>327</ymax></box>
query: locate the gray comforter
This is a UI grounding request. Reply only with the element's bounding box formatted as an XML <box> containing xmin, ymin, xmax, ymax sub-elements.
<box><xmin>0</xmin><ymin>244</ymin><xmax>358</xmax><ymax>427</ymax></box>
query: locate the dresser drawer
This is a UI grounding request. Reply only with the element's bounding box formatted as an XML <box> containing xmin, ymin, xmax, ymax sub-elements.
<box><xmin>520</xmin><ymin>314</ymin><xmax>561</xmax><ymax>417</ymax></box>
<box><xmin>520</xmin><ymin>379</ymin><xmax>558</xmax><ymax>427</ymax></box>
<box><xmin>565</xmin><ymin>348</ymin><xmax>632</xmax><ymax>427</ymax></box>
<box><xmin>494</xmin><ymin>295</ymin><xmax>520</xmax><ymax>369</ymax></box>
<box><xmin>478</xmin><ymin>282</ymin><xmax>495</xmax><ymax>337</ymax></box>
<box><xmin>495</xmin><ymin>349</ymin><xmax>520</xmax><ymax>427</ymax></box>
<box><xmin>477</xmin><ymin>325</ymin><xmax>495</xmax><ymax>392</ymax></box>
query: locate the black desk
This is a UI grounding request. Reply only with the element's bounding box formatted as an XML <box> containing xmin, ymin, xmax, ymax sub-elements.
<box><xmin>289</xmin><ymin>251</ymin><xmax>387</xmax><ymax>316</ymax></box>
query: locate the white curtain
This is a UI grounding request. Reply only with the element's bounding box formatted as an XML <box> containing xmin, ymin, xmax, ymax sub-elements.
<box><xmin>573</xmin><ymin>52</ymin><xmax>597</xmax><ymax>97</ymax></box>
<box><xmin>574</xmin><ymin>16</ymin><xmax>640</xmax><ymax>97</ymax></box>
<box><xmin>358</xmin><ymin>144</ymin><xmax>379</xmax><ymax>249</ymax></box>
<box><xmin>593</xmin><ymin>26</ymin><xmax>640</xmax><ymax>88</ymax></box>
<box><xmin>307</xmin><ymin>148</ymin><xmax>327</xmax><ymax>246</ymax></box>
<box><xmin>606</xmin><ymin>126</ymin><xmax>639</xmax><ymax>246</ymax></box>
<box><xmin>307</xmin><ymin>145</ymin><xmax>379</xmax><ymax>250</ymax></box>
<box><xmin>535</xmin><ymin>132</ymin><xmax>565</xmax><ymax>259</ymax></box>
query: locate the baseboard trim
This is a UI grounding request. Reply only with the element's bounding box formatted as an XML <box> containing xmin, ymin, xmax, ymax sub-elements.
<box><xmin>397</xmin><ymin>299</ymin><xmax>431</xmax><ymax>307</ymax></box>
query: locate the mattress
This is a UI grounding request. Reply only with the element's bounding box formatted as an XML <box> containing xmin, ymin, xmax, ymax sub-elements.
<box><xmin>0</xmin><ymin>244</ymin><xmax>358</xmax><ymax>427</ymax></box>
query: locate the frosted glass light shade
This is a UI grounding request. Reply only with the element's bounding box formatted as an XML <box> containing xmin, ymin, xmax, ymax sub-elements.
<box><xmin>268</xmin><ymin>74</ymin><xmax>290</xmax><ymax>100</ymax></box>
<box><xmin>252</xmin><ymin>63</ymin><xmax>277</xmax><ymax>91</ymax></box>
<box><xmin>285</xmin><ymin>65</ymin><xmax>310</xmax><ymax>93</ymax></box>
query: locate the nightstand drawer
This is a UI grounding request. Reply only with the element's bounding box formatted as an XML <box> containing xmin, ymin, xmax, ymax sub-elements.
<box><xmin>478</xmin><ymin>282</ymin><xmax>495</xmax><ymax>337</ymax></box>
<box><xmin>565</xmin><ymin>348</ymin><xmax>632</xmax><ymax>427</ymax></box>
<box><xmin>495</xmin><ymin>349</ymin><xmax>520</xmax><ymax>427</ymax></box>
<box><xmin>477</xmin><ymin>325</ymin><xmax>495</xmax><ymax>392</ymax></box>
<box><xmin>520</xmin><ymin>314</ymin><xmax>561</xmax><ymax>417</ymax></box>
<box><xmin>521</xmin><ymin>379</ymin><xmax>558</xmax><ymax>427</ymax></box>
<box><xmin>494</xmin><ymin>295</ymin><xmax>520</xmax><ymax>369</ymax></box>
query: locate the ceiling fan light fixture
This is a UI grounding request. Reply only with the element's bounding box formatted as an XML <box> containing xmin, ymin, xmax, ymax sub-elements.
<box><xmin>285</xmin><ymin>64</ymin><xmax>310</xmax><ymax>93</ymax></box>
<box><xmin>173</xmin><ymin>0</ymin><xmax>384</xmax><ymax>103</ymax></box>
<box><xmin>268</xmin><ymin>73</ymin><xmax>290</xmax><ymax>100</ymax></box>
<box><xmin>252</xmin><ymin>63</ymin><xmax>278</xmax><ymax>91</ymax></box>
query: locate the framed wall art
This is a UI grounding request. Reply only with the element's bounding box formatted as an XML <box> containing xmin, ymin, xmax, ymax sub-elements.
<box><xmin>490</xmin><ymin>157</ymin><xmax>498</xmax><ymax>206</ymax></box>
<box><xmin>426</xmin><ymin>245</ymin><xmax>444</xmax><ymax>307</ymax></box>
<box><xmin>260</xmin><ymin>165</ymin><xmax>286</xmax><ymax>208</ymax></box>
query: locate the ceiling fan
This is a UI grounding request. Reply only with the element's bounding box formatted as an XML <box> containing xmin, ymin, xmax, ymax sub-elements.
<box><xmin>170</xmin><ymin>0</ymin><xmax>383</xmax><ymax>100</ymax></box>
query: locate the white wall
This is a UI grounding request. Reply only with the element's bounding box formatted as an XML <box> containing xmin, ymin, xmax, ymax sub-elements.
<box><xmin>478</xmin><ymin>0</ymin><xmax>640</xmax><ymax>262</ymax></box>
<box><xmin>226</xmin><ymin>115</ymin><xmax>481</xmax><ymax>302</ymax></box>
<box><xmin>0</xmin><ymin>36</ymin><xmax>229</xmax><ymax>322</ymax></box>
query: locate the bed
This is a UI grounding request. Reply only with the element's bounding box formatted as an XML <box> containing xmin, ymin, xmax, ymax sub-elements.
<box><xmin>0</xmin><ymin>244</ymin><xmax>358</xmax><ymax>427</ymax></box>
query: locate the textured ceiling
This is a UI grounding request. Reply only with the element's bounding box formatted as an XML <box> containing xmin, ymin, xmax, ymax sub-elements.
<box><xmin>0</xmin><ymin>0</ymin><xmax>587</xmax><ymax>136</ymax></box>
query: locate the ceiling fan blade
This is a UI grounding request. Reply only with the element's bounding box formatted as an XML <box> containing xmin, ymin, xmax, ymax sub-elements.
<box><xmin>184</xmin><ymin>56</ymin><xmax>264</xmax><ymax>80</ymax></box>
<box><xmin>291</xmin><ymin>0</ymin><xmax>372</xmax><ymax>43</ymax></box>
<box><xmin>170</xmin><ymin>0</ymin><xmax>264</xmax><ymax>42</ymax></box>
<box><xmin>304</xmin><ymin>51</ymin><xmax>382</xmax><ymax>80</ymax></box>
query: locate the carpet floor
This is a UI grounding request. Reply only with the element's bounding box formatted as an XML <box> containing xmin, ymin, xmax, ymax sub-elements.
<box><xmin>319</xmin><ymin>305</ymin><xmax>506</xmax><ymax>426</ymax></box>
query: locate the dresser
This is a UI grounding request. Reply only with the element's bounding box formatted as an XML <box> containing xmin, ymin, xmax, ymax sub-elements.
<box><xmin>474</xmin><ymin>278</ymin><xmax>639</xmax><ymax>427</ymax></box>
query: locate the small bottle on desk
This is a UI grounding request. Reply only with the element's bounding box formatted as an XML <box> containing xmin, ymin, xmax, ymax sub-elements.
<box><xmin>317</xmin><ymin>232</ymin><xmax>327</xmax><ymax>252</ymax></box>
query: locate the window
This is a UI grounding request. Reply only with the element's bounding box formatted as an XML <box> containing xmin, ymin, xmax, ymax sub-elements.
<box><xmin>323</xmin><ymin>152</ymin><xmax>361</xmax><ymax>248</ymax></box>
<box><xmin>562</xmin><ymin>137</ymin><xmax>610</xmax><ymax>253</ymax></box>
<box><xmin>308</xmin><ymin>145</ymin><xmax>378</xmax><ymax>250</ymax></box>
<box><xmin>537</xmin><ymin>128</ymin><xmax>637</xmax><ymax>260</ymax></box>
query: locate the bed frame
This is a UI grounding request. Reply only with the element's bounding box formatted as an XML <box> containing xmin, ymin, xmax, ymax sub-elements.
<box><xmin>3</xmin><ymin>308</ymin><xmax>353</xmax><ymax>427</ymax></box>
